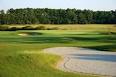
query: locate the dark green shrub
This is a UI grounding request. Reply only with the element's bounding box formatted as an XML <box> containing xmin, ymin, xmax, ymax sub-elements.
<box><xmin>35</xmin><ymin>26</ymin><xmax>46</xmax><ymax>30</ymax></box>
<box><xmin>22</xmin><ymin>26</ymin><xmax>35</xmax><ymax>30</ymax></box>
<box><xmin>0</xmin><ymin>26</ymin><xmax>9</xmax><ymax>31</ymax></box>
<box><xmin>8</xmin><ymin>27</ymin><xmax>17</xmax><ymax>31</ymax></box>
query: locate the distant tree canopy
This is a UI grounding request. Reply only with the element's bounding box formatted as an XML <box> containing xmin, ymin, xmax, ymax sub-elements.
<box><xmin>0</xmin><ymin>8</ymin><xmax>116</xmax><ymax>24</ymax></box>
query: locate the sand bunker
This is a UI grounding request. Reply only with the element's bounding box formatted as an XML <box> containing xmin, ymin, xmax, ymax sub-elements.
<box><xmin>43</xmin><ymin>47</ymin><xmax>116</xmax><ymax>77</ymax></box>
<box><xmin>18</xmin><ymin>32</ymin><xmax>42</xmax><ymax>36</ymax></box>
<box><xmin>18</xmin><ymin>33</ymin><xmax>29</xmax><ymax>36</ymax></box>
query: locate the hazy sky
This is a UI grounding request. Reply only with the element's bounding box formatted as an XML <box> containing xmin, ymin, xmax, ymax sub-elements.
<box><xmin>0</xmin><ymin>0</ymin><xmax>116</xmax><ymax>11</ymax></box>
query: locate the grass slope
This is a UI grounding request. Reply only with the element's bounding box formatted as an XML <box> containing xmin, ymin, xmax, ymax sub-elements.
<box><xmin>0</xmin><ymin>53</ymin><xmax>97</xmax><ymax>77</ymax></box>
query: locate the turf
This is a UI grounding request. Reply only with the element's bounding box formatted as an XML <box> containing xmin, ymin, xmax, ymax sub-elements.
<box><xmin>0</xmin><ymin>25</ymin><xmax>116</xmax><ymax>77</ymax></box>
<box><xmin>0</xmin><ymin>30</ymin><xmax>115</xmax><ymax>52</ymax></box>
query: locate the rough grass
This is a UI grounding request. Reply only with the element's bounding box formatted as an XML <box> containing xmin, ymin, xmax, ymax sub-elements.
<box><xmin>2</xmin><ymin>24</ymin><xmax>116</xmax><ymax>32</ymax></box>
<box><xmin>0</xmin><ymin>53</ymin><xmax>98</xmax><ymax>77</ymax></box>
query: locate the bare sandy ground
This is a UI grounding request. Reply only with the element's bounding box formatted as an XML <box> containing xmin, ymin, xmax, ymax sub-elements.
<box><xmin>43</xmin><ymin>47</ymin><xmax>116</xmax><ymax>77</ymax></box>
<box><xmin>18</xmin><ymin>33</ymin><xmax>28</xmax><ymax>36</ymax></box>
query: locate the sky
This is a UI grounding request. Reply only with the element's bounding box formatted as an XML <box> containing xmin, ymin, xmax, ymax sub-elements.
<box><xmin>0</xmin><ymin>0</ymin><xmax>116</xmax><ymax>11</ymax></box>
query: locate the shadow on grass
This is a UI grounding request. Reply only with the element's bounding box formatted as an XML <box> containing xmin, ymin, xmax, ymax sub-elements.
<box><xmin>19</xmin><ymin>32</ymin><xmax>43</xmax><ymax>35</ymax></box>
<box><xmin>0</xmin><ymin>37</ymin><xmax>71</xmax><ymax>43</ymax></box>
<box><xmin>66</xmin><ymin>32</ymin><xmax>116</xmax><ymax>35</ymax></box>
<box><xmin>18</xmin><ymin>36</ymin><xmax>116</xmax><ymax>44</ymax></box>
<box><xmin>85</xmin><ymin>44</ymin><xmax>116</xmax><ymax>52</ymax></box>
<box><xmin>0</xmin><ymin>35</ymin><xmax>116</xmax><ymax>52</ymax></box>
<box><xmin>68</xmin><ymin>36</ymin><xmax>116</xmax><ymax>42</ymax></box>
<box><xmin>0</xmin><ymin>35</ymin><xmax>116</xmax><ymax>43</ymax></box>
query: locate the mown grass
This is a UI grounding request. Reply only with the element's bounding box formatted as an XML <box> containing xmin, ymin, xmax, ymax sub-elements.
<box><xmin>0</xmin><ymin>30</ymin><xmax>115</xmax><ymax>52</ymax></box>
<box><xmin>0</xmin><ymin>25</ymin><xmax>116</xmax><ymax>77</ymax></box>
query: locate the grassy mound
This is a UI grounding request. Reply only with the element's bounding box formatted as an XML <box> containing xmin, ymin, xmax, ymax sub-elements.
<box><xmin>0</xmin><ymin>52</ymin><xmax>96</xmax><ymax>77</ymax></box>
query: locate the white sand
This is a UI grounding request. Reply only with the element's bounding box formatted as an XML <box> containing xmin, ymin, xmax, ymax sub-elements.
<box><xmin>18</xmin><ymin>33</ymin><xmax>28</xmax><ymax>36</ymax></box>
<box><xmin>43</xmin><ymin>47</ymin><xmax>116</xmax><ymax>77</ymax></box>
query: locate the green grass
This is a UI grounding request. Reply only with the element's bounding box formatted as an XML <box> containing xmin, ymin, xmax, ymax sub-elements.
<box><xmin>0</xmin><ymin>30</ymin><xmax>115</xmax><ymax>51</ymax></box>
<box><xmin>0</xmin><ymin>53</ymin><xmax>98</xmax><ymax>77</ymax></box>
<box><xmin>0</xmin><ymin>26</ymin><xmax>116</xmax><ymax>77</ymax></box>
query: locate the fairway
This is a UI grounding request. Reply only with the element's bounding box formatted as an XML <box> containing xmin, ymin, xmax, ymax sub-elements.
<box><xmin>0</xmin><ymin>26</ymin><xmax>116</xmax><ymax>77</ymax></box>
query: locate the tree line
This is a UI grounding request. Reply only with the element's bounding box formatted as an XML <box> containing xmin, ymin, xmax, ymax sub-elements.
<box><xmin>0</xmin><ymin>8</ymin><xmax>116</xmax><ymax>24</ymax></box>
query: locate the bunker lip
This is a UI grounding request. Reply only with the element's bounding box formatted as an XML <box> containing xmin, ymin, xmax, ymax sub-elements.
<box><xmin>18</xmin><ymin>32</ymin><xmax>43</xmax><ymax>36</ymax></box>
<box><xmin>43</xmin><ymin>47</ymin><xmax>116</xmax><ymax>77</ymax></box>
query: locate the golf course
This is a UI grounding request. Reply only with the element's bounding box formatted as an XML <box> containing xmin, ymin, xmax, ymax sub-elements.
<box><xmin>1</xmin><ymin>0</ymin><xmax>116</xmax><ymax>76</ymax></box>
<box><xmin>0</xmin><ymin>24</ymin><xmax>116</xmax><ymax>77</ymax></box>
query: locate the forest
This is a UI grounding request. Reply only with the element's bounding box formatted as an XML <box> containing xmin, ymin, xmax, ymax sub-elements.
<box><xmin>0</xmin><ymin>8</ymin><xmax>116</xmax><ymax>24</ymax></box>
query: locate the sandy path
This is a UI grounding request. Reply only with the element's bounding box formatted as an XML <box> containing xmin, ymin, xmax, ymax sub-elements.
<box><xmin>43</xmin><ymin>47</ymin><xmax>116</xmax><ymax>77</ymax></box>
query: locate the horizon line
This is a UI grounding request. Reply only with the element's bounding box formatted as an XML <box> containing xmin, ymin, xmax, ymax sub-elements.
<box><xmin>1</xmin><ymin>7</ymin><xmax>116</xmax><ymax>11</ymax></box>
